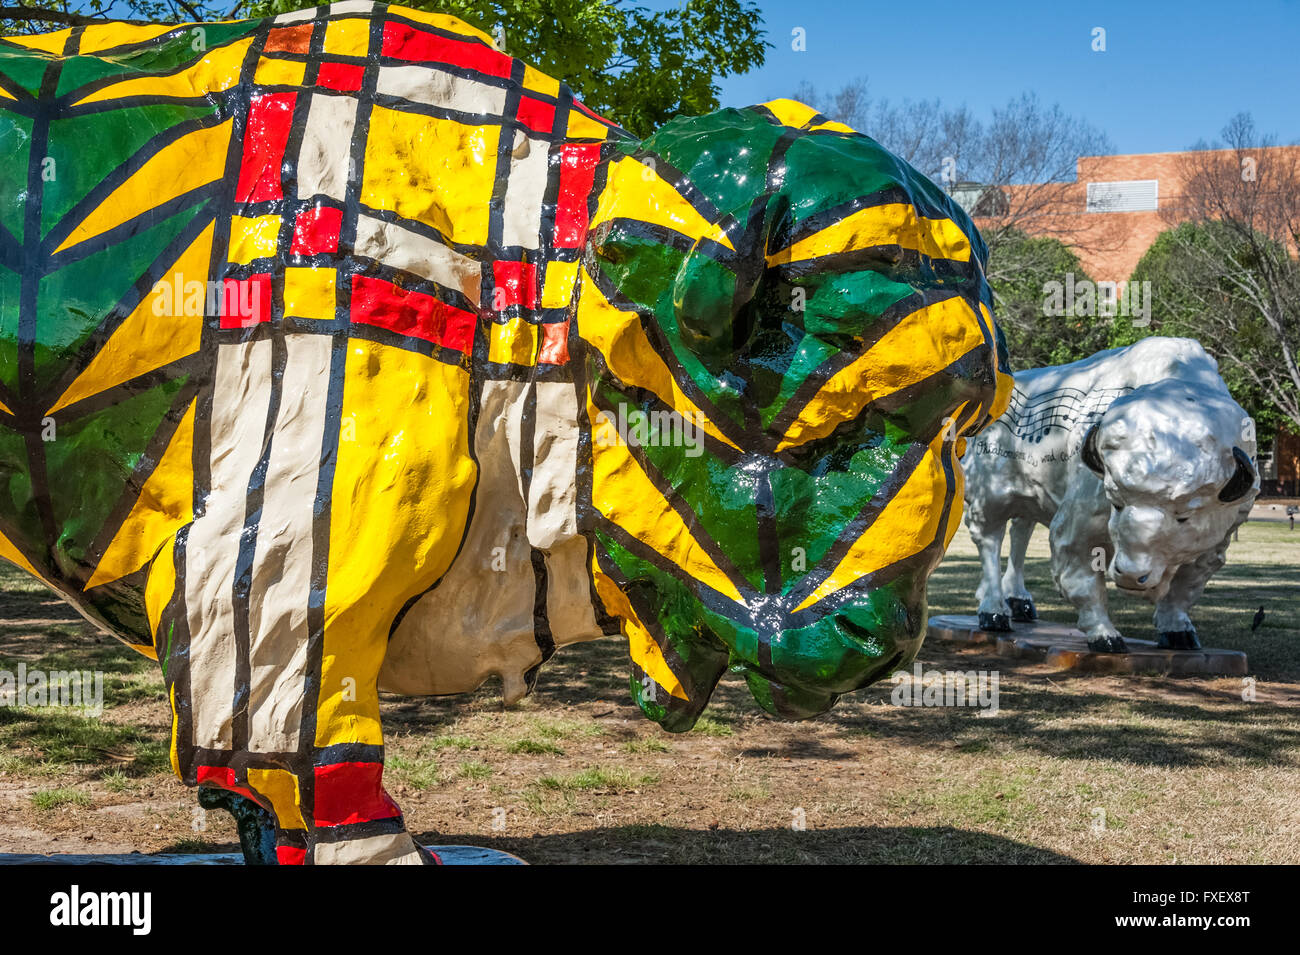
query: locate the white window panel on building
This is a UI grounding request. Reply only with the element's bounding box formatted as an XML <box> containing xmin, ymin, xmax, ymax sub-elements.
<box><xmin>1086</xmin><ymin>179</ymin><xmax>1159</xmax><ymax>212</ymax></box>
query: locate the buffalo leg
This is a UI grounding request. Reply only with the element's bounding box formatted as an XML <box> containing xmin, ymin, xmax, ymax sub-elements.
<box><xmin>153</xmin><ymin>539</ymin><xmax>432</xmax><ymax>865</ymax></box>
<box><xmin>1049</xmin><ymin>483</ymin><xmax>1126</xmax><ymax>653</ymax></box>
<box><xmin>968</xmin><ymin>515</ymin><xmax>1012</xmax><ymax>631</ymax></box>
<box><xmin>163</xmin><ymin>634</ymin><xmax>433</xmax><ymax>865</ymax></box>
<box><xmin>1152</xmin><ymin>533</ymin><xmax>1231</xmax><ymax>650</ymax></box>
<box><xmin>1002</xmin><ymin>517</ymin><xmax>1037</xmax><ymax>622</ymax></box>
<box><xmin>198</xmin><ymin>787</ymin><xmax>277</xmax><ymax>864</ymax></box>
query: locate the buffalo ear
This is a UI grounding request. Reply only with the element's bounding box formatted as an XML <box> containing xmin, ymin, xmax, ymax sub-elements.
<box><xmin>1081</xmin><ymin>423</ymin><xmax>1105</xmax><ymax>476</ymax></box>
<box><xmin>1218</xmin><ymin>447</ymin><xmax>1257</xmax><ymax>503</ymax></box>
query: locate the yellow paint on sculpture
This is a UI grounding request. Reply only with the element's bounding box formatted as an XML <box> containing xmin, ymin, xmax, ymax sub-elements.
<box><xmin>145</xmin><ymin>536</ymin><xmax>177</xmax><ymax>640</ymax></box>
<box><xmin>3</xmin><ymin>29</ymin><xmax>71</xmax><ymax>54</ymax></box>
<box><xmin>78</xmin><ymin>22</ymin><xmax>186</xmax><ymax>54</ymax></box>
<box><xmin>362</xmin><ymin>108</ymin><xmax>497</xmax><ymax>246</ymax></box>
<box><xmin>51</xmin><ymin>222</ymin><xmax>214</xmax><ymax>414</ymax></box>
<box><xmin>248</xmin><ymin>768</ymin><xmax>306</xmax><ymax>829</ymax></box>
<box><xmin>777</xmin><ymin>294</ymin><xmax>989</xmax><ymax>450</ymax></box>
<box><xmin>759</xmin><ymin>99</ymin><xmax>857</xmax><ymax>134</ymax></box>
<box><xmin>591</xmin><ymin>551</ymin><xmax>688</xmax><ymax>701</ymax></box>
<box><xmin>940</xmin><ymin>402</ymin><xmax>979</xmax><ymax>551</ymax></box>
<box><xmin>488</xmin><ymin>317</ymin><xmax>539</xmax><ymax>365</ymax></box>
<box><xmin>0</xmin><ymin>527</ymin><xmax>42</xmax><ymax>579</ymax></box>
<box><xmin>586</xmin><ymin>392</ymin><xmax>745</xmax><ymax>606</ymax></box>
<box><xmin>767</xmin><ymin>203</ymin><xmax>971</xmax><ymax>268</ymax></box>
<box><xmin>323</xmin><ymin>18</ymin><xmax>371</xmax><ymax>56</ymax></box>
<box><xmin>283</xmin><ymin>267</ymin><xmax>337</xmax><ymax>321</ymax></box>
<box><xmin>793</xmin><ymin>428</ymin><xmax>952</xmax><ymax>613</ymax></box>
<box><xmin>523</xmin><ymin>65</ymin><xmax>560</xmax><ymax>99</ymax></box>
<box><xmin>575</xmin><ymin>268</ymin><xmax>741</xmax><ymax>451</ymax></box>
<box><xmin>395</xmin><ymin>6</ymin><xmax>497</xmax><ymax>46</ymax></box>
<box><xmin>253</xmin><ymin>56</ymin><xmax>307</xmax><ymax>88</ymax></box>
<box><xmin>592</xmin><ymin>157</ymin><xmax>735</xmax><ymax>251</ymax></box>
<box><xmin>541</xmin><ymin>260</ymin><xmax>578</xmax><ymax>309</ymax></box>
<box><xmin>54</xmin><ymin>120</ymin><xmax>233</xmax><ymax>254</ymax></box>
<box><xmin>228</xmin><ymin>214</ymin><xmax>279</xmax><ymax>264</ymax></box>
<box><xmin>86</xmin><ymin>401</ymin><xmax>195</xmax><ymax>590</ymax></box>
<box><xmin>72</xmin><ymin>38</ymin><xmax>254</xmax><ymax>105</ymax></box>
<box><xmin>761</xmin><ymin>98</ymin><xmax>821</xmax><ymax>129</ymax></box>
<box><xmin>566</xmin><ymin>110</ymin><xmax>612</xmax><ymax>141</ymax></box>
<box><xmin>168</xmin><ymin>683</ymin><xmax>181</xmax><ymax>778</ymax></box>
<box><xmin>317</xmin><ymin>339</ymin><xmax>476</xmax><ymax>747</ymax></box>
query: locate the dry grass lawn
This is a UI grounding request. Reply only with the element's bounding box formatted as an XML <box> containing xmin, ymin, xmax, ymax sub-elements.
<box><xmin>0</xmin><ymin>518</ymin><xmax>1297</xmax><ymax>864</ymax></box>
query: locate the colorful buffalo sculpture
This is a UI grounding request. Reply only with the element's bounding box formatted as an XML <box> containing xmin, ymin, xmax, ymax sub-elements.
<box><xmin>0</xmin><ymin>2</ymin><xmax>1011</xmax><ymax>862</ymax></box>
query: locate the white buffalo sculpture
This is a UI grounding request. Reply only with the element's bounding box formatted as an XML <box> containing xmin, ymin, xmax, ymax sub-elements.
<box><xmin>962</xmin><ymin>337</ymin><xmax>1258</xmax><ymax>652</ymax></box>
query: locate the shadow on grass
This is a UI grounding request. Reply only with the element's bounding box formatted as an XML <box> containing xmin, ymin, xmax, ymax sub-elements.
<box><xmin>417</xmin><ymin>825</ymin><xmax>1081</xmax><ymax>864</ymax></box>
<box><xmin>380</xmin><ymin>623</ymin><xmax>1300</xmax><ymax>771</ymax></box>
<box><xmin>819</xmin><ymin>670</ymin><xmax>1300</xmax><ymax>769</ymax></box>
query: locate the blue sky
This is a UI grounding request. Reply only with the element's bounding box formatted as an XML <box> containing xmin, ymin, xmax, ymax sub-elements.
<box><xmin>676</xmin><ymin>0</ymin><xmax>1300</xmax><ymax>156</ymax></box>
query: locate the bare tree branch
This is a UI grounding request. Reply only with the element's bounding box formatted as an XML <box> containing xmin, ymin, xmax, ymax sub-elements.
<box><xmin>0</xmin><ymin>5</ymin><xmax>141</xmax><ymax>26</ymax></box>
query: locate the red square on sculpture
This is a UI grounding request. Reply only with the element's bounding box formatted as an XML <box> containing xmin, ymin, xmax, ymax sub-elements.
<box><xmin>317</xmin><ymin>62</ymin><xmax>365</xmax><ymax>93</ymax></box>
<box><xmin>313</xmin><ymin>762</ymin><xmax>401</xmax><ymax>827</ymax></box>
<box><xmin>350</xmin><ymin>275</ymin><xmax>476</xmax><ymax>354</ymax></box>
<box><xmin>517</xmin><ymin>96</ymin><xmax>555</xmax><ymax>136</ymax></box>
<box><xmin>276</xmin><ymin>846</ymin><xmax>307</xmax><ymax>865</ymax></box>
<box><xmin>492</xmin><ymin>260</ymin><xmax>538</xmax><ymax>310</ymax></box>
<box><xmin>291</xmin><ymin>205</ymin><xmax>342</xmax><ymax>255</ymax></box>
<box><xmin>195</xmin><ymin>764</ymin><xmax>256</xmax><ymax>801</ymax></box>
<box><xmin>380</xmin><ymin>22</ymin><xmax>511</xmax><ymax>78</ymax></box>
<box><xmin>555</xmin><ymin>143</ymin><xmax>600</xmax><ymax>247</ymax></box>
<box><xmin>218</xmin><ymin>274</ymin><xmax>273</xmax><ymax>329</ymax></box>
<box><xmin>236</xmin><ymin>92</ymin><xmax>297</xmax><ymax>203</ymax></box>
<box><xmin>538</xmin><ymin>319</ymin><xmax>569</xmax><ymax>365</ymax></box>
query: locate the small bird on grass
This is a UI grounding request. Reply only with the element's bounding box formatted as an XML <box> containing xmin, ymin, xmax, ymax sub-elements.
<box><xmin>1251</xmin><ymin>606</ymin><xmax>1265</xmax><ymax>632</ymax></box>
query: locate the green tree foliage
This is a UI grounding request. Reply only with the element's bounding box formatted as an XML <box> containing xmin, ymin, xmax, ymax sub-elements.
<box><xmin>397</xmin><ymin>0</ymin><xmax>770</xmax><ymax>138</ymax></box>
<box><xmin>986</xmin><ymin>230</ymin><xmax>1108</xmax><ymax>371</ymax></box>
<box><xmin>0</xmin><ymin>1</ymin><xmax>768</xmax><ymax>138</ymax></box>
<box><xmin>1114</xmin><ymin>221</ymin><xmax>1289</xmax><ymax>434</ymax></box>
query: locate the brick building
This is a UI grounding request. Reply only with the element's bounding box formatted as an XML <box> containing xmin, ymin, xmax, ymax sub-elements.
<box><xmin>962</xmin><ymin>145</ymin><xmax>1300</xmax><ymax>492</ymax></box>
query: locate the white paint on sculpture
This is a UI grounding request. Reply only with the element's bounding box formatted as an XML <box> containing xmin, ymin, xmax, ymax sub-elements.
<box><xmin>962</xmin><ymin>337</ymin><xmax>1258</xmax><ymax>652</ymax></box>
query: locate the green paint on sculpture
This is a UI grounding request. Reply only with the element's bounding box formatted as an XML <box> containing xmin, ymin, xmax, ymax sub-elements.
<box><xmin>42</xmin><ymin>104</ymin><xmax>215</xmax><ymax>234</ymax></box>
<box><xmin>584</xmin><ymin>104</ymin><xmax>1006</xmax><ymax>729</ymax></box>
<box><xmin>0</xmin><ymin>32</ymin><xmax>222</xmax><ymax>638</ymax></box>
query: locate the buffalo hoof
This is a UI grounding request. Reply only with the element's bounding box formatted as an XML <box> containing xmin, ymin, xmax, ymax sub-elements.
<box><xmin>1157</xmin><ymin>630</ymin><xmax>1201</xmax><ymax>651</ymax></box>
<box><xmin>198</xmin><ymin>787</ymin><xmax>278</xmax><ymax>865</ymax></box>
<box><xmin>978</xmin><ymin>611</ymin><xmax>1012</xmax><ymax>632</ymax></box>
<box><xmin>1087</xmin><ymin>634</ymin><xmax>1129</xmax><ymax>654</ymax></box>
<box><xmin>1007</xmin><ymin>598</ymin><xmax>1037</xmax><ymax>622</ymax></box>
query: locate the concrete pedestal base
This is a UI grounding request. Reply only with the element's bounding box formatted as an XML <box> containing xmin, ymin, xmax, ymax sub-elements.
<box><xmin>0</xmin><ymin>845</ymin><xmax>526</xmax><ymax>865</ymax></box>
<box><xmin>926</xmin><ymin>614</ymin><xmax>1247</xmax><ymax>676</ymax></box>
